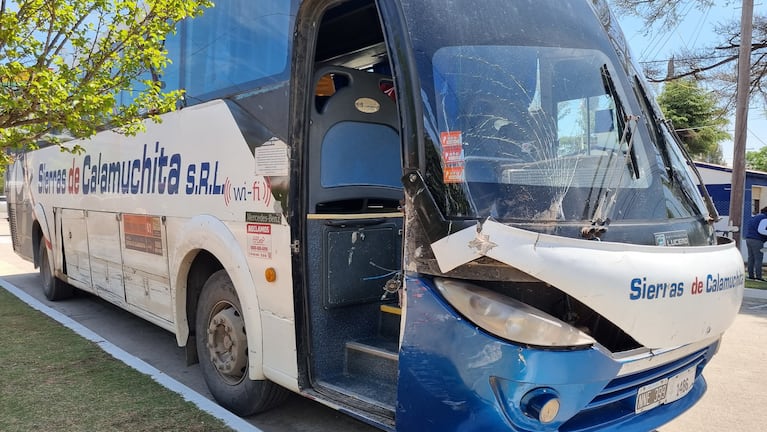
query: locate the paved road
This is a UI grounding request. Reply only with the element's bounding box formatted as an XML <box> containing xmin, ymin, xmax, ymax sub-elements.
<box><xmin>659</xmin><ymin>296</ymin><xmax>767</xmax><ymax>432</ymax></box>
<box><xmin>1</xmin><ymin>216</ymin><xmax>764</xmax><ymax>431</ymax></box>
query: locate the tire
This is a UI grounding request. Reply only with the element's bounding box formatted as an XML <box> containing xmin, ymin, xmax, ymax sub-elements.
<box><xmin>39</xmin><ymin>241</ymin><xmax>73</xmax><ymax>301</ymax></box>
<box><xmin>195</xmin><ymin>270</ymin><xmax>289</xmax><ymax>416</ymax></box>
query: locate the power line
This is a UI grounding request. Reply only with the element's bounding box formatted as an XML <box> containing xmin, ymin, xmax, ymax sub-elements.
<box><xmin>639</xmin><ymin>1</ymin><xmax>696</xmax><ymax>62</ymax></box>
<box><xmin>638</xmin><ymin>54</ymin><xmax>734</xmax><ymax>65</ymax></box>
<box><xmin>688</xmin><ymin>5</ymin><xmax>712</xmax><ymax>48</ymax></box>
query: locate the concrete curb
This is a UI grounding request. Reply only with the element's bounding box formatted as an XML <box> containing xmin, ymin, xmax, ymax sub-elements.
<box><xmin>0</xmin><ymin>277</ymin><xmax>262</xmax><ymax>432</ymax></box>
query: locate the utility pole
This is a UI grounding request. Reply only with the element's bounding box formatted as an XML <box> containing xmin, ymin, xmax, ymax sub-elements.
<box><xmin>729</xmin><ymin>0</ymin><xmax>753</xmax><ymax>249</ymax></box>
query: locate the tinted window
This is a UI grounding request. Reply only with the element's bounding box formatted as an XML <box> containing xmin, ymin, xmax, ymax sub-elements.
<box><xmin>185</xmin><ymin>0</ymin><xmax>291</xmax><ymax>100</ymax></box>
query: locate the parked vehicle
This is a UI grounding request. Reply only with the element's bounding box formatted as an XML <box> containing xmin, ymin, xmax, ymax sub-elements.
<box><xmin>5</xmin><ymin>1</ymin><xmax>744</xmax><ymax>430</ymax></box>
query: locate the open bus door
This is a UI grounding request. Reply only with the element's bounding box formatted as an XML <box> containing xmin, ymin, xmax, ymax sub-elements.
<box><xmin>297</xmin><ymin>1</ymin><xmax>404</xmax><ymax>424</ymax></box>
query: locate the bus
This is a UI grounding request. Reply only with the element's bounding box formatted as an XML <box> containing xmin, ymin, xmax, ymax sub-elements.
<box><xmin>4</xmin><ymin>0</ymin><xmax>744</xmax><ymax>430</ymax></box>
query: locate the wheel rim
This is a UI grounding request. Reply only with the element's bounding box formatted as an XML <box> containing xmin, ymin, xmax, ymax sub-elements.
<box><xmin>205</xmin><ymin>301</ymin><xmax>248</xmax><ymax>385</ymax></box>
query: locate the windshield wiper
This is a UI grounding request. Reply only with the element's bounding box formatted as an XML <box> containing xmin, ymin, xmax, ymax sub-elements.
<box><xmin>581</xmin><ymin>114</ymin><xmax>639</xmax><ymax>239</ymax></box>
<box><xmin>634</xmin><ymin>76</ymin><xmax>718</xmax><ymax>223</ymax></box>
<box><xmin>600</xmin><ymin>65</ymin><xmax>639</xmax><ymax>179</ymax></box>
<box><xmin>581</xmin><ymin>66</ymin><xmax>640</xmax><ymax>239</ymax></box>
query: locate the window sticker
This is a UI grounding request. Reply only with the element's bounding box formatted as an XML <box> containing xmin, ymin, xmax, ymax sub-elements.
<box><xmin>443</xmin><ymin>165</ymin><xmax>465</xmax><ymax>183</ymax></box>
<box><xmin>440</xmin><ymin>131</ymin><xmax>465</xmax><ymax>183</ymax></box>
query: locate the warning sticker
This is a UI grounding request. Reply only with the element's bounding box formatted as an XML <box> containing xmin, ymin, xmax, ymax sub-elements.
<box><xmin>443</xmin><ymin>165</ymin><xmax>465</xmax><ymax>184</ymax></box>
<box><xmin>442</xmin><ymin>145</ymin><xmax>464</xmax><ymax>164</ymax></box>
<box><xmin>247</xmin><ymin>223</ymin><xmax>272</xmax><ymax>259</ymax></box>
<box><xmin>440</xmin><ymin>131</ymin><xmax>463</xmax><ymax>148</ymax></box>
<box><xmin>440</xmin><ymin>131</ymin><xmax>465</xmax><ymax>184</ymax></box>
<box><xmin>255</xmin><ymin>138</ymin><xmax>289</xmax><ymax>177</ymax></box>
<box><xmin>123</xmin><ymin>214</ymin><xmax>163</xmax><ymax>256</ymax></box>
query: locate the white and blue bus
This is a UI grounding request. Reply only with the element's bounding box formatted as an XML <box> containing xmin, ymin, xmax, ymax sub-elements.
<box><xmin>5</xmin><ymin>0</ymin><xmax>744</xmax><ymax>430</ymax></box>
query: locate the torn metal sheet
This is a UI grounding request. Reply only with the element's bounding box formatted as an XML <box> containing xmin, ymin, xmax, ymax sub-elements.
<box><xmin>431</xmin><ymin>219</ymin><xmax>744</xmax><ymax>349</ymax></box>
<box><xmin>430</xmin><ymin>222</ymin><xmax>482</xmax><ymax>273</ymax></box>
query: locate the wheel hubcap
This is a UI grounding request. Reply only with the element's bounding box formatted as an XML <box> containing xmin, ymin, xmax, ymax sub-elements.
<box><xmin>206</xmin><ymin>306</ymin><xmax>248</xmax><ymax>383</ymax></box>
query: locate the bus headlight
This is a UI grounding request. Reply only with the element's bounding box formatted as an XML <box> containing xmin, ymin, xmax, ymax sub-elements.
<box><xmin>434</xmin><ymin>278</ymin><xmax>595</xmax><ymax>348</ymax></box>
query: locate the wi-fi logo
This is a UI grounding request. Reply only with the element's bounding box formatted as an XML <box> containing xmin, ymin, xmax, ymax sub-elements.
<box><xmin>263</xmin><ymin>177</ymin><xmax>272</xmax><ymax>207</ymax></box>
<box><xmin>223</xmin><ymin>177</ymin><xmax>232</xmax><ymax>206</ymax></box>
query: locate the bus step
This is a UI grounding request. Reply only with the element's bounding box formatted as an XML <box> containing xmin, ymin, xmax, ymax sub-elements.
<box><xmin>379</xmin><ymin>304</ymin><xmax>401</xmax><ymax>340</ymax></box>
<box><xmin>345</xmin><ymin>338</ymin><xmax>399</xmax><ymax>384</ymax></box>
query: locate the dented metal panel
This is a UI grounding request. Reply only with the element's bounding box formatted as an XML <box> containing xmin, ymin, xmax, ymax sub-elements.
<box><xmin>60</xmin><ymin>208</ymin><xmax>93</xmax><ymax>288</ymax></box>
<box><xmin>431</xmin><ymin>220</ymin><xmax>744</xmax><ymax>349</ymax></box>
<box><xmin>121</xmin><ymin>213</ymin><xmax>173</xmax><ymax>323</ymax></box>
<box><xmin>86</xmin><ymin>211</ymin><xmax>126</xmax><ymax>304</ymax></box>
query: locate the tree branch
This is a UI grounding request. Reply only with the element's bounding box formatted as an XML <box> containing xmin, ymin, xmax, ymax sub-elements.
<box><xmin>649</xmin><ymin>53</ymin><xmax>739</xmax><ymax>82</ymax></box>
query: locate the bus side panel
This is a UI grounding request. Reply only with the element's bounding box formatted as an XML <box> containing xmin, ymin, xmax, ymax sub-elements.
<box><xmin>60</xmin><ymin>208</ymin><xmax>93</xmax><ymax>288</ymax></box>
<box><xmin>121</xmin><ymin>213</ymin><xmax>173</xmax><ymax>323</ymax></box>
<box><xmin>86</xmin><ymin>211</ymin><xmax>126</xmax><ymax>305</ymax></box>
<box><xmin>16</xmin><ymin>100</ymin><xmax>298</xmax><ymax>391</ymax></box>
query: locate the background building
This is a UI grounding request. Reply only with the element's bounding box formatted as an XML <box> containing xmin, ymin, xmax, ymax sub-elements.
<box><xmin>696</xmin><ymin>161</ymin><xmax>767</xmax><ymax>260</ymax></box>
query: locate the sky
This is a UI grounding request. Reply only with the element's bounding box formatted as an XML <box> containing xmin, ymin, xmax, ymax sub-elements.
<box><xmin>615</xmin><ymin>1</ymin><xmax>766</xmax><ymax>166</ymax></box>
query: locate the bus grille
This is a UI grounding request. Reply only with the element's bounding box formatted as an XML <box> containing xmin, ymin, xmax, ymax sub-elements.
<box><xmin>560</xmin><ymin>348</ymin><xmax>708</xmax><ymax>431</ymax></box>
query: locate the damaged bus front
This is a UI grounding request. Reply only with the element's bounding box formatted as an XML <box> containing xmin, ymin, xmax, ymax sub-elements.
<box><xmin>392</xmin><ymin>0</ymin><xmax>743</xmax><ymax>430</ymax></box>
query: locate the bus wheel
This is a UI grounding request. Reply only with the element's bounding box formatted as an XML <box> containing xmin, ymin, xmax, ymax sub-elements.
<box><xmin>39</xmin><ymin>241</ymin><xmax>73</xmax><ymax>301</ymax></box>
<box><xmin>196</xmin><ymin>270</ymin><xmax>289</xmax><ymax>416</ymax></box>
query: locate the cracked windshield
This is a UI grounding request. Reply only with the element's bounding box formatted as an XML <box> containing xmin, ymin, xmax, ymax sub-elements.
<box><xmin>425</xmin><ymin>45</ymin><xmax>705</xmax><ymax>226</ymax></box>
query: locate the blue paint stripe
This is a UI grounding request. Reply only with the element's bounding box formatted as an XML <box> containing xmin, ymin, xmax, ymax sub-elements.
<box><xmin>0</xmin><ymin>278</ymin><xmax>262</xmax><ymax>432</ymax></box>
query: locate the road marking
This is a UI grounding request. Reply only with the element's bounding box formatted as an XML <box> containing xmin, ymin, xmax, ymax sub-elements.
<box><xmin>0</xmin><ymin>278</ymin><xmax>262</xmax><ymax>432</ymax></box>
<box><xmin>747</xmin><ymin>303</ymin><xmax>767</xmax><ymax>310</ymax></box>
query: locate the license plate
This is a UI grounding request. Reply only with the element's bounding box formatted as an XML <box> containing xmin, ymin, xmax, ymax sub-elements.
<box><xmin>635</xmin><ymin>367</ymin><xmax>696</xmax><ymax>414</ymax></box>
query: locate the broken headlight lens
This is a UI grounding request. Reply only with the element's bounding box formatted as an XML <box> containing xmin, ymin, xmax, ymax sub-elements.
<box><xmin>434</xmin><ymin>278</ymin><xmax>595</xmax><ymax>348</ymax></box>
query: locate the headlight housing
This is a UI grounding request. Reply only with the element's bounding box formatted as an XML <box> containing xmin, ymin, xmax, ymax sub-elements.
<box><xmin>434</xmin><ymin>278</ymin><xmax>595</xmax><ymax>348</ymax></box>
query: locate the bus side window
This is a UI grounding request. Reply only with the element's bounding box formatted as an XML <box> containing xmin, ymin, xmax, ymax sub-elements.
<box><xmin>309</xmin><ymin>66</ymin><xmax>402</xmax><ymax>213</ymax></box>
<box><xmin>117</xmin><ymin>25</ymin><xmax>182</xmax><ymax>109</ymax></box>
<box><xmin>184</xmin><ymin>0</ymin><xmax>291</xmax><ymax>101</ymax></box>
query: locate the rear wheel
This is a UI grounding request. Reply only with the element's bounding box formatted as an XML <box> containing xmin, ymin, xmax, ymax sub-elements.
<box><xmin>195</xmin><ymin>270</ymin><xmax>289</xmax><ymax>416</ymax></box>
<box><xmin>39</xmin><ymin>240</ymin><xmax>73</xmax><ymax>301</ymax></box>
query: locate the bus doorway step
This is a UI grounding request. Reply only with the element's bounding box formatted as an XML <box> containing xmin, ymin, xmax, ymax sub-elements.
<box><xmin>338</xmin><ymin>337</ymin><xmax>399</xmax><ymax>408</ymax></box>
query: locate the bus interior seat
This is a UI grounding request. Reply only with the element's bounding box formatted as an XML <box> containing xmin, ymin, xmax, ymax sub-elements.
<box><xmin>309</xmin><ymin>65</ymin><xmax>402</xmax><ymax>214</ymax></box>
<box><xmin>308</xmin><ymin>66</ymin><xmax>403</xmax><ymax>309</ymax></box>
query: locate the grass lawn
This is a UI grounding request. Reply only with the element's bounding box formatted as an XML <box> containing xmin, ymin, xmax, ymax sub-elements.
<box><xmin>744</xmin><ymin>265</ymin><xmax>767</xmax><ymax>290</ymax></box>
<box><xmin>745</xmin><ymin>277</ymin><xmax>767</xmax><ymax>290</ymax></box>
<box><xmin>0</xmin><ymin>287</ymin><xmax>234</xmax><ymax>432</ymax></box>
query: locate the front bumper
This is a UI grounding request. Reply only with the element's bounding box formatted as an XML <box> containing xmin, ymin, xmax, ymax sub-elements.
<box><xmin>396</xmin><ymin>277</ymin><xmax>718</xmax><ymax>431</ymax></box>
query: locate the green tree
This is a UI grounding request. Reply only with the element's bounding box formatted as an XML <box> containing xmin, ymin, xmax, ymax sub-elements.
<box><xmin>657</xmin><ymin>78</ymin><xmax>730</xmax><ymax>164</ymax></box>
<box><xmin>0</xmin><ymin>0</ymin><xmax>211</xmax><ymax>167</ymax></box>
<box><xmin>746</xmin><ymin>146</ymin><xmax>767</xmax><ymax>171</ymax></box>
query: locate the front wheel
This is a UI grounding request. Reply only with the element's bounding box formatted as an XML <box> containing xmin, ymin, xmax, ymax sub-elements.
<box><xmin>39</xmin><ymin>240</ymin><xmax>73</xmax><ymax>301</ymax></box>
<box><xmin>195</xmin><ymin>270</ymin><xmax>289</xmax><ymax>416</ymax></box>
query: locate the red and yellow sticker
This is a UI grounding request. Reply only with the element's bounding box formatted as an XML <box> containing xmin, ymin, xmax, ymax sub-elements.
<box><xmin>440</xmin><ymin>131</ymin><xmax>465</xmax><ymax>184</ymax></box>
